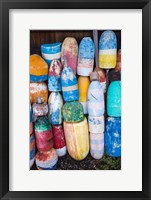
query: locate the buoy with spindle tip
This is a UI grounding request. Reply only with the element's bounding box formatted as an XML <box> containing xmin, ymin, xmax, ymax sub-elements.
<box><xmin>78</xmin><ymin>76</ymin><xmax>90</xmax><ymax>114</ymax></box>
<box><xmin>99</xmin><ymin>30</ymin><xmax>117</xmax><ymax>69</ymax></box>
<box><xmin>61</xmin><ymin>56</ymin><xmax>79</xmax><ymax>102</ymax></box>
<box><xmin>115</xmin><ymin>49</ymin><xmax>121</xmax><ymax>71</ymax></box>
<box><xmin>63</xmin><ymin>117</ymin><xmax>89</xmax><ymax>160</ymax></box>
<box><xmin>88</xmin><ymin>72</ymin><xmax>104</xmax><ymax>117</ymax></box>
<box><xmin>48</xmin><ymin>59</ymin><xmax>62</xmax><ymax>92</ymax></box>
<box><xmin>90</xmin><ymin>132</ymin><xmax>104</xmax><ymax>159</ymax></box>
<box><xmin>63</xmin><ymin>101</ymin><xmax>84</xmax><ymax>123</ymax></box>
<box><xmin>77</xmin><ymin>37</ymin><xmax>94</xmax><ymax>76</ymax></box>
<box><xmin>35</xmin><ymin>148</ymin><xmax>58</xmax><ymax>170</ymax></box>
<box><xmin>107</xmin><ymin>81</ymin><xmax>121</xmax><ymax>117</ymax></box>
<box><xmin>30</xmin><ymin>134</ymin><xmax>35</xmax><ymax>168</ymax></box>
<box><xmin>88</xmin><ymin>115</ymin><xmax>104</xmax><ymax>134</ymax></box>
<box><xmin>30</xmin><ymin>82</ymin><xmax>48</xmax><ymax>104</ymax></box>
<box><xmin>61</xmin><ymin>37</ymin><xmax>78</xmax><ymax>74</ymax></box>
<box><xmin>35</xmin><ymin>116</ymin><xmax>53</xmax><ymax>152</ymax></box>
<box><xmin>48</xmin><ymin>92</ymin><xmax>63</xmax><ymax>125</ymax></box>
<box><xmin>52</xmin><ymin>125</ymin><xmax>67</xmax><ymax>157</ymax></box>
<box><xmin>30</xmin><ymin>54</ymin><xmax>48</xmax><ymax>82</ymax></box>
<box><xmin>105</xmin><ymin>117</ymin><xmax>121</xmax><ymax>157</ymax></box>
<box><xmin>93</xmin><ymin>30</ymin><xmax>106</xmax><ymax>94</ymax></box>
<box><xmin>41</xmin><ymin>42</ymin><xmax>62</xmax><ymax>65</ymax></box>
<box><xmin>33</xmin><ymin>96</ymin><xmax>48</xmax><ymax>116</ymax></box>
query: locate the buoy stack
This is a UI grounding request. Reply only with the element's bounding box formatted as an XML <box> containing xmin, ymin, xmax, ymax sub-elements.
<box><xmin>88</xmin><ymin>72</ymin><xmax>105</xmax><ymax>159</ymax></box>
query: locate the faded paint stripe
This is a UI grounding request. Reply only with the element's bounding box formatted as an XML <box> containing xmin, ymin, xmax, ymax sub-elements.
<box><xmin>62</xmin><ymin>84</ymin><xmax>78</xmax><ymax>92</ymax></box>
<box><xmin>42</xmin><ymin>52</ymin><xmax>60</xmax><ymax>60</ymax></box>
<box><xmin>99</xmin><ymin>49</ymin><xmax>116</xmax><ymax>55</ymax></box>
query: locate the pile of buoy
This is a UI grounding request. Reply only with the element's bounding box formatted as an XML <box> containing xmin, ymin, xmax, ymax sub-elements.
<box><xmin>30</xmin><ymin>30</ymin><xmax>121</xmax><ymax>170</ymax></box>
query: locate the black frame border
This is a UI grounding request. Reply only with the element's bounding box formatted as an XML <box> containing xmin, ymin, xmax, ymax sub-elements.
<box><xmin>0</xmin><ymin>0</ymin><xmax>151</xmax><ymax>199</ymax></box>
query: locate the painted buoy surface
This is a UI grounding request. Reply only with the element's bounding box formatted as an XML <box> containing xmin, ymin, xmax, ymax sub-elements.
<box><xmin>35</xmin><ymin>148</ymin><xmax>58</xmax><ymax>170</ymax></box>
<box><xmin>61</xmin><ymin>37</ymin><xmax>78</xmax><ymax>74</ymax></box>
<box><xmin>41</xmin><ymin>42</ymin><xmax>62</xmax><ymax>65</ymax></box>
<box><xmin>30</xmin><ymin>104</ymin><xmax>32</xmax><ymax>122</ymax></box>
<box><xmin>77</xmin><ymin>37</ymin><xmax>94</xmax><ymax>76</ymax></box>
<box><xmin>30</xmin><ymin>134</ymin><xmax>35</xmax><ymax>168</ymax></box>
<box><xmin>107</xmin><ymin>81</ymin><xmax>121</xmax><ymax>117</ymax></box>
<box><xmin>99</xmin><ymin>30</ymin><xmax>117</xmax><ymax>69</ymax></box>
<box><xmin>30</xmin><ymin>54</ymin><xmax>48</xmax><ymax>82</ymax></box>
<box><xmin>90</xmin><ymin>133</ymin><xmax>104</xmax><ymax>159</ymax></box>
<box><xmin>115</xmin><ymin>49</ymin><xmax>121</xmax><ymax>71</ymax></box>
<box><xmin>80</xmin><ymin>102</ymin><xmax>88</xmax><ymax>115</ymax></box>
<box><xmin>88</xmin><ymin>80</ymin><xmax>104</xmax><ymax>116</ymax></box>
<box><xmin>30</xmin><ymin>122</ymin><xmax>33</xmax><ymax>135</ymax></box>
<box><xmin>30</xmin><ymin>82</ymin><xmax>48</xmax><ymax>103</ymax></box>
<box><xmin>108</xmin><ymin>69</ymin><xmax>121</xmax><ymax>82</ymax></box>
<box><xmin>63</xmin><ymin>117</ymin><xmax>89</xmax><ymax>160</ymax></box>
<box><xmin>78</xmin><ymin>76</ymin><xmax>90</xmax><ymax>102</ymax></box>
<box><xmin>61</xmin><ymin>65</ymin><xmax>79</xmax><ymax>101</ymax></box>
<box><xmin>48</xmin><ymin>59</ymin><xmax>62</xmax><ymax>92</ymax></box>
<box><xmin>52</xmin><ymin>125</ymin><xmax>66</xmax><ymax>157</ymax></box>
<box><xmin>35</xmin><ymin>116</ymin><xmax>53</xmax><ymax>152</ymax></box>
<box><xmin>88</xmin><ymin>116</ymin><xmax>104</xmax><ymax>134</ymax></box>
<box><xmin>105</xmin><ymin>117</ymin><xmax>121</xmax><ymax>157</ymax></box>
<box><xmin>94</xmin><ymin>67</ymin><xmax>106</xmax><ymax>93</ymax></box>
<box><xmin>48</xmin><ymin>92</ymin><xmax>63</xmax><ymax>125</ymax></box>
<box><xmin>63</xmin><ymin>101</ymin><xmax>84</xmax><ymax>123</ymax></box>
<box><xmin>33</xmin><ymin>101</ymin><xmax>48</xmax><ymax>116</ymax></box>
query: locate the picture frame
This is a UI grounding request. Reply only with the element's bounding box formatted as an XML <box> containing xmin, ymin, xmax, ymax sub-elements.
<box><xmin>0</xmin><ymin>0</ymin><xmax>150</xmax><ymax>199</ymax></box>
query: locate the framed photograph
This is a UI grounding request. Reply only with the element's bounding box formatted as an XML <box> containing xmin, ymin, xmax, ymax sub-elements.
<box><xmin>0</xmin><ymin>0</ymin><xmax>150</xmax><ymax>199</ymax></box>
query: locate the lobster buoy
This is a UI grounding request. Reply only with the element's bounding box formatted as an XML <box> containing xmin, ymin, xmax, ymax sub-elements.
<box><xmin>78</xmin><ymin>76</ymin><xmax>90</xmax><ymax>114</ymax></box>
<box><xmin>35</xmin><ymin>116</ymin><xmax>53</xmax><ymax>152</ymax></box>
<box><xmin>105</xmin><ymin>117</ymin><xmax>121</xmax><ymax>157</ymax></box>
<box><xmin>99</xmin><ymin>30</ymin><xmax>117</xmax><ymax>69</ymax></box>
<box><xmin>30</xmin><ymin>82</ymin><xmax>48</xmax><ymax>103</ymax></box>
<box><xmin>63</xmin><ymin>101</ymin><xmax>84</xmax><ymax>123</ymax></box>
<box><xmin>63</xmin><ymin>117</ymin><xmax>89</xmax><ymax>160</ymax></box>
<box><xmin>52</xmin><ymin>125</ymin><xmax>67</xmax><ymax>157</ymax></box>
<box><xmin>88</xmin><ymin>115</ymin><xmax>104</xmax><ymax>134</ymax></box>
<box><xmin>33</xmin><ymin>97</ymin><xmax>48</xmax><ymax>116</ymax></box>
<box><xmin>88</xmin><ymin>72</ymin><xmax>104</xmax><ymax>116</ymax></box>
<box><xmin>48</xmin><ymin>59</ymin><xmax>62</xmax><ymax>92</ymax></box>
<box><xmin>41</xmin><ymin>42</ymin><xmax>62</xmax><ymax>65</ymax></box>
<box><xmin>77</xmin><ymin>37</ymin><xmax>94</xmax><ymax>76</ymax></box>
<box><xmin>30</xmin><ymin>54</ymin><xmax>48</xmax><ymax>82</ymax></box>
<box><xmin>107</xmin><ymin>81</ymin><xmax>121</xmax><ymax>117</ymax></box>
<box><xmin>61</xmin><ymin>64</ymin><xmax>79</xmax><ymax>102</ymax></box>
<box><xmin>115</xmin><ymin>49</ymin><xmax>121</xmax><ymax>71</ymax></box>
<box><xmin>90</xmin><ymin>132</ymin><xmax>104</xmax><ymax>159</ymax></box>
<box><xmin>61</xmin><ymin>37</ymin><xmax>78</xmax><ymax>74</ymax></box>
<box><xmin>94</xmin><ymin>67</ymin><xmax>106</xmax><ymax>93</ymax></box>
<box><xmin>30</xmin><ymin>134</ymin><xmax>35</xmax><ymax>168</ymax></box>
<box><xmin>35</xmin><ymin>148</ymin><xmax>58</xmax><ymax>170</ymax></box>
<box><xmin>48</xmin><ymin>92</ymin><xmax>63</xmax><ymax>125</ymax></box>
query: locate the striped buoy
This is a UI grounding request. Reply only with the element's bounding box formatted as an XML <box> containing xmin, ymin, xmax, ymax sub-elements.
<box><xmin>88</xmin><ymin>115</ymin><xmax>104</xmax><ymax>134</ymax></box>
<box><xmin>99</xmin><ymin>30</ymin><xmax>117</xmax><ymax>69</ymax></box>
<box><xmin>61</xmin><ymin>64</ymin><xmax>79</xmax><ymax>102</ymax></box>
<box><xmin>30</xmin><ymin>54</ymin><xmax>48</xmax><ymax>82</ymax></box>
<box><xmin>48</xmin><ymin>92</ymin><xmax>63</xmax><ymax>125</ymax></box>
<box><xmin>90</xmin><ymin>132</ymin><xmax>104</xmax><ymax>159</ymax></box>
<box><xmin>35</xmin><ymin>116</ymin><xmax>53</xmax><ymax>152</ymax></box>
<box><xmin>77</xmin><ymin>37</ymin><xmax>94</xmax><ymax>76</ymax></box>
<box><xmin>48</xmin><ymin>59</ymin><xmax>62</xmax><ymax>92</ymax></box>
<box><xmin>41</xmin><ymin>42</ymin><xmax>62</xmax><ymax>65</ymax></box>
<box><xmin>105</xmin><ymin>117</ymin><xmax>121</xmax><ymax>157</ymax></box>
<box><xmin>52</xmin><ymin>125</ymin><xmax>67</xmax><ymax>157</ymax></box>
<box><xmin>63</xmin><ymin>117</ymin><xmax>89</xmax><ymax>160</ymax></box>
<box><xmin>35</xmin><ymin>148</ymin><xmax>58</xmax><ymax>170</ymax></box>
<box><xmin>33</xmin><ymin>97</ymin><xmax>48</xmax><ymax>116</ymax></box>
<box><xmin>107</xmin><ymin>81</ymin><xmax>121</xmax><ymax>117</ymax></box>
<box><xmin>30</xmin><ymin>82</ymin><xmax>48</xmax><ymax>103</ymax></box>
<box><xmin>61</xmin><ymin>37</ymin><xmax>78</xmax><ymax>74</ymax></box>
<box><xmin>88</xmin><ymin>72</ymin><xmax>104</xmax><ymax>116</ymax></box>
<box><xmin>63</xmin><ymin>101</ymin><xmax>84</xmax><ymax>123</ymax></box>
<box><xmin>30</xmin><ymin>134</ymin><xmax>35</xmax><ymax>168</ymax></box>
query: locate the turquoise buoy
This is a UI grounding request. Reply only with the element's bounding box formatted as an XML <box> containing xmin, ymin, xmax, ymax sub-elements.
<box><xmin>107</xmin><ymin>81</ymin><xmax>121</xmax><ymax>117</ymax></box>
<box><xmin>104</xmin><ymin>117</ymin><xmax>121</xmax><ymax>157</ymax></box>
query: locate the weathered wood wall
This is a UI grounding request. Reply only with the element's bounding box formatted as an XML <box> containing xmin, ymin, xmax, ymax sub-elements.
<box><xmin>30</xmin><ymin>30</ymin><xmax>121</xmax><ymax>55</ymax></box>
